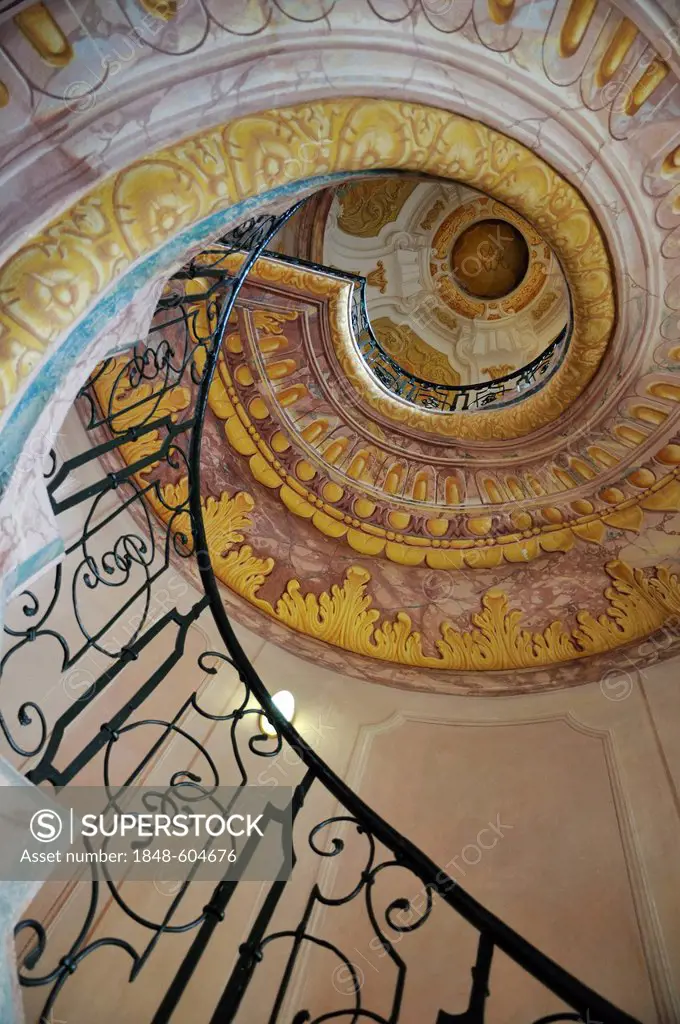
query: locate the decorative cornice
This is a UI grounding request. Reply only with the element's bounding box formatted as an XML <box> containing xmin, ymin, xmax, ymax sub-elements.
<box><xmin>0</xmin><ymin>98</ymin><xmax>614</xmax><ymax>448</ymax></box>
<box><xmin>86</xmin><ymin>277</ymin><xmax>680</xmax><ymax>673</ymax></box>
<box><xmin>140</xmin><ymin>465</ymin><xmax>680</xmax><ymax>672</ymax></box>
<box><xmin>91</xmin><ymin>268</ymin><xmax>680</xmax><ymax>578</ymax></box>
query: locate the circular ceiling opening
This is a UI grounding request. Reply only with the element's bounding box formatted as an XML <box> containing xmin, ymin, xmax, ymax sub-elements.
<box><xmin>450</xmin><ymin>218</ymin><xmax>529</xmax><ymax>299</ymax></box>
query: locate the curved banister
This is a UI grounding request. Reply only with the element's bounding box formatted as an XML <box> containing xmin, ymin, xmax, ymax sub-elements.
<box><xmin>4</xmin><ymin>206</ymin><xmax>641</xmax><ymax>1024</ymax></box>
<box><xmin>187</xmin><ymin>210</ymin><xmax>640</xmax><ymax>1024</ymax></box>
<box><xmin>257</xmin><ymin>247</ymin><xmax>572</xmax><ymax>414</ymax></box>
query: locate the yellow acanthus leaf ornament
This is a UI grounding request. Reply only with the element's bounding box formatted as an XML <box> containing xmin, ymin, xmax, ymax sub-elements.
<box><xmin>85</xmin><ymin>350</ymin><xmax>680</xmax><ymax>672</ymax></box>
<box><xmin>89</xmin><ymin>318</ymin><xmax>680</xmax><ymax>585</ymax></box>
<box><xmin>0</xmin><ymin>98</ymin><xmax>614</xmax><ymax>427</ymax></box>
<box><xmin>136</xmin><ymin>468</ymin><xmax>680</xmax><ymax>671</ymax></box>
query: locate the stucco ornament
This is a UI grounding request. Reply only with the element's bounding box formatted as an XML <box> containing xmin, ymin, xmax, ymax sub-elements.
<box><xmin>0</xmin><ymin>99</ymin><xmax>614</xmax><ymax>445</ymax></box>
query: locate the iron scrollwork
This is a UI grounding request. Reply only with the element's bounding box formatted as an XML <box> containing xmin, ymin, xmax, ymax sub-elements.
<box><xmin>258</xmin><ymin>249</ymin><xmax>572</xmax><ymax>414</ymax></box>
<box><xmin>351</xmin><ymin>279</ymin><xmax>572</xmax><ymax>414</ymax></box>
<box><xmin>2</xmin><ymin>205</ymin><xmax>640</xmax><ymax>1024</ymax></box>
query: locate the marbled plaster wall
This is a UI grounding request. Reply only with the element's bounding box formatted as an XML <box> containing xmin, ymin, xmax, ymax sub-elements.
<box><xmin>0</xmin><ymin>4</ymin><xmax>679</xmax><ymax>1020</ymax></box>
<box><xmin>10</xmin><ymin>579</ymin><xmax>680</xmax><ymax>1022</ymax></box>
<box><xmin>1</xmin><ymin>0</ymin><xmax>679</xmax><ymax>612</ymax></box>
<box><xmin>0</xmin><ymin>410</ymin><xmax>677</xmax><ymax>1022</ymax></box>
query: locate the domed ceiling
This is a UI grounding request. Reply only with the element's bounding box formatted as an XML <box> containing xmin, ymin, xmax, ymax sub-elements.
<box><xmin>1</xmin><ymin>0</ymin><xmax>680</xmax><ymax>655</ymax></box>
<box><xmin>273</xmin><ymin>177</ymin><xmax>571</xmax><ymax>390</ymax></box>
<box><xmin>87</xmin><ymin>147</ymin><xmax>680</xmax><ymax>695</ymax></box>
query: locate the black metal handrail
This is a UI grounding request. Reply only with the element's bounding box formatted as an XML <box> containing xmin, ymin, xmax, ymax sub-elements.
<box><xmin>3</xmin><ymin>209</ymin><xmax>640</xmax><ymax>1024</ymax></box>
<box><xmin>189</xmin><ymin>216</ymin><xmax>637</xmax><ymax>1024</ymax></box>
<box><xmin>258</xmin><ymin>248</ymin><xmax>572</xmax><ymax>414</ymax></box>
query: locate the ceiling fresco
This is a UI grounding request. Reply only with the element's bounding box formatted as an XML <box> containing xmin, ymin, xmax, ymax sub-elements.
<box><xmin>2</xmin><ymin>0</ymin><xmax>679</xmax><ymax>694</ymax></box>
<box><xmin>86</xmin><ymin>224</ymin><xmax>680</xmax><ymax>693</ymax></box>
<box><xmin>273</xmin><ymin>179</ymin><xmax>571</xmax><ymax>389</ymax></box>
<box><xmin>451</xmin><ymin>219</ymin><xmax>529</xmax><ymax>300</ymax></box>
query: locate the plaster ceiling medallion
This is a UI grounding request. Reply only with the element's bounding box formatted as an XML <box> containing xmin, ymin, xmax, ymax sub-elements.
<box><xmin>277</xmin><ymin>174</ymin><xmax>585</xmax><ymax>437</ymax></box>
<box><xmin>450</xmin><ymin>218</ymin><xmax>529</xmax><ymax>300</ymax></box>
<box><xmin>429</xmin><ymin>196</ymin><xmax>557</xmax><ymax>324</ymax></box>
<box><xmin>88</xmin><ymin>228</ymin><xmax>680</xmax><ymax>689</ymax></box>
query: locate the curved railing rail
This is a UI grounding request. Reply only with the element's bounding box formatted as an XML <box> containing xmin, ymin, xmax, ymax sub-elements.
<box><xmin>3</xmin><ymin>209</ymin><xmax>639</xmax><ymax>1024</ymax></box>
<box><xmin>259</xmin><ymin>248</ymin><xmax>572</xmax><ymax>414</ymax></box>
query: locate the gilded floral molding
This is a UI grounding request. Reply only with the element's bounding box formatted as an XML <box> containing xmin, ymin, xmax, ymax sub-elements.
<box><xmin>429</xmin><ymin>196</ymin><xmax>553</xmax><ymax>322</ymax></box>
<box><xmin>215</xmin><ymin>333</ymin><xmax>680</xmax><ymax>569</ymax></box>
<box><xmin>86</xmin><ymin>345</ymin><xmax>680</xmax><ymax>671</ymax></box>
<box><xmin>142</xmin><ymin>468</ymin><xmax>680</xmax><ymax>672</ymax></box>
<box><xmin>87</xmin><ymin>310</ymin><xmax>680</xmax><ymax>672</ymax></box>
<box><xmin>335</xmin><ymin>178</ymin><xmax>419</xmax><ymax>237</ymax></box>
<box><xmin>0</xmin><ymin>98</ymin><xmax>614</xmax><ymax>448</ymax></box>
<box><xmin>212</xmin><ymin>256</ymin><xmax>680</xmax><ymax>566</ymax></box>
<box><xmin>370</xmin><ymin>317</ymin><xmax>461</xmax><ymax>386</ymax></box>
<box><xmin>91</xmin><ymin>265</ymin><xmax>680</xmax><ymax>582</ymax></box>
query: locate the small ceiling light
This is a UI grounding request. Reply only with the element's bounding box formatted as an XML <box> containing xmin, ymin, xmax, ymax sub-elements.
<box><xmin>260</xmin><ymin>690</ymin><xmax>295</xmax><ymax>737</ymax></box>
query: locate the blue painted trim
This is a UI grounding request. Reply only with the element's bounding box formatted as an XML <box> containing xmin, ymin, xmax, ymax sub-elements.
<box><xmin>0</xmin><ymin>171</ymin><xmax>354</xmax><ymax>494</ymax></box>
<box><xmin>15</xmin><ymin>537</ymin><xmax>64</xmax><ymax>590</ymax></box>
<box><xmin>0</xmin><ymin>537</ymin><xmax>64</xmax><ymax>627</ymax></box>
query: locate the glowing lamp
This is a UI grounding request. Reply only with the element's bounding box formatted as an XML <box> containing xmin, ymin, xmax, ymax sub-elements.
<box><xmin>260</xmin><ymin>689</ymin><xmax>295</xmax><ymax>736</ymax></box>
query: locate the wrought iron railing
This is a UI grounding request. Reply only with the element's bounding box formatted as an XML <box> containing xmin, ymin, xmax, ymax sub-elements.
<box><xmin>260</xmin><ymin>249</ymin><xmax>571</xmax><ymax>414</ymax></box>
<box><xmin>1</xmin><ymin>209</ymin><xmax>639</xmax><ymax>1024</ymax></box>
<box><xmin>354</xmin><ymin>300</ymin><xmax>570</xmax><ymax>412</ymax></box>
